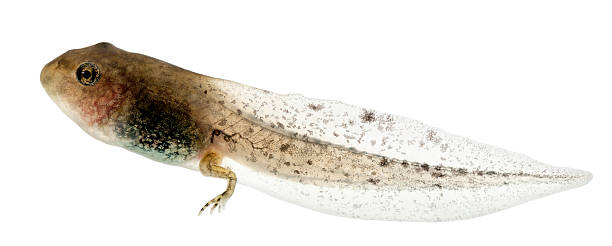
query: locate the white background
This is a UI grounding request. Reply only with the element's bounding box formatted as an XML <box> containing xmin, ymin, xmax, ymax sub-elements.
<box><xmin>1</xmin><ymin>1</ymin><xmax>610</xmax><ymax>245</ymax></box>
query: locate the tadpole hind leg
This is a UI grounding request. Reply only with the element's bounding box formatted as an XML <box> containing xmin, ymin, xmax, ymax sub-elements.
<box><xmin>198</xmin><ymin>151</ymin><xmax>236</xmax><ymax>215</ymax></box>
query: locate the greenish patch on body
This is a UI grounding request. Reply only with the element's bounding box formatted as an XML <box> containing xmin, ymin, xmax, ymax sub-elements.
<box><xmin>114</xmin><ymin>92</ymin><xmax>203</xmax><ymax>164</ymax></box>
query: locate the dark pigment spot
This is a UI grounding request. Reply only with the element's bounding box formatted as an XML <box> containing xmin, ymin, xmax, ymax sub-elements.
<box><xmin>431</xmin><ymin>172</ymin><xmax>445</xmax><ymax>178</ymax></box>
<box><xmin>457</xmin><ymin>168</ymin><xmax>468</xmax><ymax>175</ymax></box>
<box><xmin>379</xmin><ymin>158</ymin><xmax>390</xmax><ymax>167</ymax></box>
<box><xmin>360</xmin><ymin>110</ymin><xmax>376</xmax><ymax>123</ymax></box>
<box><xmin>421</xmin><ymin>163</ymin><xmax>430</xmax><ymax>171</ymax></box>
<box><xmin>211</xmin><ymin>129</ymin><xmax>223</xmax><ymax>143</ymax></box>
<box><xmin>279</xmin><ymin>143</ymin><xmax>291</xmax><ymax>152</ymax></box>
<box><xmin>426</xmin><ymin>130</ymin><xmax>441</xmax><ymax>143</ymax></box>
<box><xmin>308</xmin><ymin>104</ymin><xmax>324</xmax><ymax>111</ymax></box>
<box><xmin>367</xmin><ymin>178</ymin><xmax>380</xmax><ymax>185</ymax></box>
<box><xmin>218</xmin><ymin>119</ymin><xmax>227</xmax><ymax>126</ymax></box>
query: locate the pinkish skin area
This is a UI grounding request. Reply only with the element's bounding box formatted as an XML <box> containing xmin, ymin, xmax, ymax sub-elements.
<box><xmin>81</xmin><ymin>83</ymin><xmax>127</xmax><ymax>126</ymax></box>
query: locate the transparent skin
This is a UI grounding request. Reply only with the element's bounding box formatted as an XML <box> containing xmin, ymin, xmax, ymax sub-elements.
<box><xmin>41</xmin><ymin>43</ymin><xmax>592</xmax><ymax>221</ymax></box>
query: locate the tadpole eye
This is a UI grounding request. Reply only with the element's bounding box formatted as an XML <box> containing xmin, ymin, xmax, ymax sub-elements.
<box><xmin>76</xmin><ymin>62</ymin><xmax>100</xmax><ymax>86</ymax></box>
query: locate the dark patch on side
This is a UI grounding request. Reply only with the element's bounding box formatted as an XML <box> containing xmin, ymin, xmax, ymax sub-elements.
<box><xmin>401</xmin><ymin>161</ymin><xmax>410</xmax><ymax>168</ymax></box>
<box><xmin>114</xmin><ymin>92</ymin><xmax>203</xmax><ymax>162</ymax></box>
<box><xmin>307</xmin><ymin>160</ymin><xmax>313</xmax><ymax>165</ymax></box>
<box><xmin>367</xmin><ymin>178</ymin><xmax>380</xmax><ymax>185</ymax></box>
<box><xmin>360</xmin><ymin>110</ymin><xmax>376</xmax><ymax>123</ymax></box>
